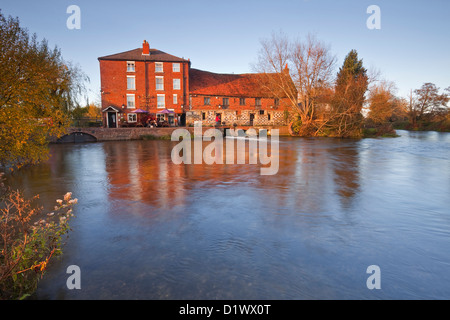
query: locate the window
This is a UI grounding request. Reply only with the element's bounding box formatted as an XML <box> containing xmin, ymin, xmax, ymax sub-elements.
<box><xmin>157</xmin><ymin>114</ymin><xmax>165</xmax><ymax>122</ymax></box>
<box><xmin>173</xmin><ymin>63</ymin><xmax>180</xmax><ymax>72</ymax></box>
<box><xmin>173</xmin><ymin>79</ymin><xmax>181</xmax><ymax>90</ymax></box>
<box><xmin>202</xmin><ymin>112</ymin><xmax>206</xmax><ymax>120</ymax></box>
<box><xmin>127</xmin><ymin>113</ymin><xmax>137</xmax><ymax>122</ymax></box>
<box><xmin>155</xmin><ymin>62</ymin><xmax>163</xmax><ymax>72</ymax></box>
<box><xmin>127</xmin><ymin>76</ymin><xmax>135</xmax><ymax>90</ymax></box>
<box><xmin>255</xmin><ymin>98</ymin><xmax>262</xmax><ymax>106</ymax></box>
<box><xmin>259</xmin><ymin>110</ymin><xmax>265</xmax><ymax>115</ymax></box>
<box><xmin>127</xmin><ymin>61</ymin><xmax>135</xmax><ymax>72</ymax></box>
<box><xmin>223</xmin><ymin>98</ymin><xmax>229</xmax><ymax>106</ymax></box>
<box><xmin>239</xmin><ymin>98</ymin><xmax>246</xmax><ymax>106</ymax></box>
<box><xmin>268</xmin><ymin>113</ymin><xmax>271</xmax><ymax>121</ymax></box>
<box><xmin>156</xmin><ymin>76</ymin><xmax>164</xmax><ymax>90</ymax></box>
<box><xmin>157</xmin><ymin>94</ymin><xmax>165</xmax><ymax>108</ymax></box>
<box><xmin>204</xmin><ymin>97</ymin><xmax>210</xmax><ymax>105</ymax></box>
<box><xmin>274</xmin><ymin>98</ymin><xmax>279</xmax><ymax>106</ymax></box>
<box><xmin>127</xmin><ymin>94</ymin><xmax>135</xmax><ymax>108</ymax></box>
<box><xmin>173</xmin><ymin>94</ymin><xmax>178</xmax><ymax>104</ymax></box>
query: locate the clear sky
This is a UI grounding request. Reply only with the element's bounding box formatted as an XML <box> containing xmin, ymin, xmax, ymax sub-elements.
<box><xmin>1</xmin><ymin>0</ymin><xmax>449</xmax><ymax>103</ymax></box>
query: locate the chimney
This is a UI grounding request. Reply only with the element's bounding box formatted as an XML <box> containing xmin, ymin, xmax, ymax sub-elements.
<box><xmin>142</xmin><ymin>40</ymin><xmax>150</xmax><ymax>56</ymax></box>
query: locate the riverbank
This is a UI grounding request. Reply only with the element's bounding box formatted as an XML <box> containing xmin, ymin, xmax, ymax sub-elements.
<box><xmin>393</xmin><ymin>120</ymin><xmax>450</xmax><ymax>133</ymax></box>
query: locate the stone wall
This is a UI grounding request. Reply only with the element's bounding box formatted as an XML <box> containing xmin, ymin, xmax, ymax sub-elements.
<box><xmin>185</xmin><ymin>110</ymin><xmax>288</xmax><ymax>127</ymax></box>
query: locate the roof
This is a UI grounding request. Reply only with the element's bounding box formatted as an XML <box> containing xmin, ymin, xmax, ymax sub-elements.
<box><xmin>102</xmin><ymin>106</ymin><xmax>123</xmax><ymax>113</ymax></box>
<box><xmin>98</xmin><ymin>48</ymin><xmax>190</xmax><ymax>63</ymax></box>
<box><xmin>189</xmin><ymin>68</ymin><xmax>293</xmax><ymax>98</ymax></box>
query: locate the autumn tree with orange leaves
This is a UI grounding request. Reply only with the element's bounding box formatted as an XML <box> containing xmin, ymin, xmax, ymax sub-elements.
<box><xmin>0</xmin><ymin>11</ymin><xmax>88</xmax><ymax>170</ymax></box>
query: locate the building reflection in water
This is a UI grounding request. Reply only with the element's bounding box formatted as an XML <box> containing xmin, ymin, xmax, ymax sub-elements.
<box><xmin>102</xmin><ymin>137</ymin><xmax>361</xmax><ymax>217</ymax></box>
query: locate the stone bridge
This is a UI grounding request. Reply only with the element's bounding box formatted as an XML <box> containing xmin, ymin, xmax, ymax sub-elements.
<box><xmin>52</xmin><ymin>126</ymin><xmax>289</xmax><ymax>143</ymax></box>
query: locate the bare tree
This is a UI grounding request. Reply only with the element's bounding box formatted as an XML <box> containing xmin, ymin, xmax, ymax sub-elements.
<box><xmin>253</xmin><ymin>32</ymin><xmax>336</xmax><ymax>136</ymax></box>
<box><xmin>407</xmin><ymin>83</ymin><xmax>449</xmax><ymax>126</ymax></box>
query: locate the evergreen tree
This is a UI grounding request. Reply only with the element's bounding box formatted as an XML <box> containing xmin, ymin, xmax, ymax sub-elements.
<box><xmin>330</xmin><ymin>50</ymin><xmax>368</xmax><ymax>137</ymax></box>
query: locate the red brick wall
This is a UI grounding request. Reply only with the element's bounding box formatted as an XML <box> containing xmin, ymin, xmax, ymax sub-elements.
<box><xmin>189</xmin><ymin>95</ymin><xmax>289</xmax><ymax>111</ymax></box>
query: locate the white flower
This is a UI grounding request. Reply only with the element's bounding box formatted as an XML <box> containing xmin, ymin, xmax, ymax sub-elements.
<box><xmin>64</xmin><ymin>192</ymin><xmax>72</xmax><ymax>201</ymax></box>
<box><xmin>56</xmin><ymin>199</ymin><xmax>63</xmax><ymax>205</ymax></box>
<box><xmin>47</xmin><ymin>212</ymin><xmax>55</xmax><ymax>216</ymax></box>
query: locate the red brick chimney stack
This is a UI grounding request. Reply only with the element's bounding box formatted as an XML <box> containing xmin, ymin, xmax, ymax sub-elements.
<box><xmin>142</xmin><ymin>40</ymin><xmax>150</xmax><ymax>56</ymax></box>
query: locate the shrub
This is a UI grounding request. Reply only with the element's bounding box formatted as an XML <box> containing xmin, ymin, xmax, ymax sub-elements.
<box><xmin>0</xmin><ymin>186</ymin><xmax>77</xmax><ymax>300</ymax></box>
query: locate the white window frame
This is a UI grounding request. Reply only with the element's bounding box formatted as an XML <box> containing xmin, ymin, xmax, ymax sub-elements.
<box><xmin>173</xmin><ymin>78</ymin><xmax>181</xmax><ymax>90</ymax></box>
<box><xmin>172</xmin><ymin>63</ymin><xmax>180</xmax><ymax>72</ymax></box>
<box><xmin>156</xmin><ymin>76</ymin><xmax>164</xmax><ymax>90</ymax></box>
<box><xmin>127</xmin><ymin>94</ymin><xmax>135</xmax><ymax>108</ymax></box>
<box><xmin>127</xmin><ymin>61</ymin><xmax>135</xmax><ymax>72</ymax></box>
<box><xmin>157</xmin><ymin>94</ymin><xmax>165</xmax><ymax>109</ymax></box>
<box><xmin>127</xmin><ymin>75</ymin><xmax>135</xmax><ymax>90</ymax></box>
<box><xmin>173</xmin><ymin>94</ymin><xmax>178</xmax><ymax>104</ymax></box>
<box><xmin>127</xmin><ymin>113</ymin><xmax>137</xmax><ymax>123</ymax></box>
<box><xmin>155</xmin><ymin>62</ymin><xmax>163</xmax><ymax>73</ymax></box>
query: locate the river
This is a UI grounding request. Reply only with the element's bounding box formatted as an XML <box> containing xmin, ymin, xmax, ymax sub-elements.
<box><xmin>3</xmin><ymin>130</ymin><xmax>450</xmax><ymax>299</ymax></box>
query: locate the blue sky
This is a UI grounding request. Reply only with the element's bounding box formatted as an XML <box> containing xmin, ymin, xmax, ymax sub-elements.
<box><xmin>1</xmin><ymin>0</ymin><xmax>449</xmax><ymax>103</ymax></box>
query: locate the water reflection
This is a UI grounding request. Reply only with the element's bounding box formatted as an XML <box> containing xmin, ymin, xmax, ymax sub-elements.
<box><xmin>100</xmin><ymin>138</ymin><xmax>362</xmax><ymax>215</ymax></box>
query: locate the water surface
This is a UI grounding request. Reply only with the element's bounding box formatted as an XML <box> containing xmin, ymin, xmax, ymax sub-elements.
<box><xmin>4</xmin><ymin>130</ymin><xmax>450</xmax><ymax>299</ymax></box>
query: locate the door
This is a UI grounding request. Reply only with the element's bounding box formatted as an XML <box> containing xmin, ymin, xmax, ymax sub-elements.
<box><xmin>180</xmin><ymin>113</ymin><xmax>186</xmax><ymax>126</ymax></box>
<box><xmin>107</xmin><ymin>112</ymin><xmax>117</xmax><ymax>128</ymax></box>
<box><xmin>249</xmin><ymin>113</ymin><xmax>255</xmax><ymax>126</ymax></box>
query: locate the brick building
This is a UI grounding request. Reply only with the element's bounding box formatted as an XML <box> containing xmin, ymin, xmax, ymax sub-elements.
<box><xmin>98</xmin><ymin>41</ymin><xmax>291</xmax><ymax>128</ymax></box>
<box><xmin>98</xmin><ymin>40</ymin><xmax>190</xmax><ymax>128</ymax></box>
<box><xmin>188</xmin><ymin>68</ymin><xmax>290</xmax><ymax>126</ymax></box>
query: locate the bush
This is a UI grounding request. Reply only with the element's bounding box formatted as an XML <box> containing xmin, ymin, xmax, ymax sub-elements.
<box><xmin>0</xmin><ymin>185</ymin><xmax>77</xmax><ymax>300</ymax></box>
<box><xmin>363</xmin><ymin>123</ymin><xmax>398</xmax><ymax>138</ymax></box>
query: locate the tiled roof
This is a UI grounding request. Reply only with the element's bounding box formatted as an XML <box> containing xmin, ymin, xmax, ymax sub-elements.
<box><xmin>98</xmin><ymin>48</ymin><xmax>189</xmax><ymax>62</ymax></box>
<box><xmin>189</xmin><ymin>68</ymin><xmax>279</xmax><ymax>98</ymax></box>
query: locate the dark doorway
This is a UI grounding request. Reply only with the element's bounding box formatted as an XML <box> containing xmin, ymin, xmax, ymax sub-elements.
<box><xmin>249</xmin><ymin>113</ymin><xmax>255</xmax><ymax>126</ymax></box>
<box><xmin>107</xmin><ymin>112</ymin><xmax>117</xmax><ymax>128</ymax></box>
<box><xmin>180</xmin><ymin>113</ymin><xmax>186</xmax><ymax>126</ymax></box>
